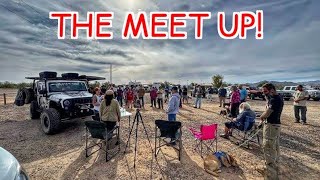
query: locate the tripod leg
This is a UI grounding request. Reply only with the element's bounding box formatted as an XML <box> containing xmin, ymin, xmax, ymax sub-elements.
<box><xmin>139</xmin><ymin>112</ymin><xmax>153</xmax><ymax>151</ymax></box>
<box><xmin>124</xmin><ymin>114</ymin><xmax>137</xmax><ymax>154</ymax></box>
<box><xmin>134</xmin><ymin>114</ymin><xmax>139</xmax><ymax>169</ymax></box>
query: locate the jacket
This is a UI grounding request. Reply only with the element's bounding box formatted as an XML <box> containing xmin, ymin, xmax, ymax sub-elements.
<box><xmin>99</xmin><ymin>99</ymin><xmax>120</xmax><ymax>122</ymax></box>
<box><xmin>138</xmin><ymin>88</ymin><xmax>145</xmax><ymax>97</ymax></box>
<box><xmin>150</xmin><ymin>89</ymin><xmax>157</xmax><ymax>99</ymax></box>
<box><xmin>167</xmin><ymin>93</ymin><xmax>180</xmax><ymax>114</ymax></box>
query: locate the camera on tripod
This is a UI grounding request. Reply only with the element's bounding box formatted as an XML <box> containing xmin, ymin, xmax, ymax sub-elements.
<box><xmin>134</xmin><ymin>99</ymin><xmax>142</xmax><ymax>109</ymax></box>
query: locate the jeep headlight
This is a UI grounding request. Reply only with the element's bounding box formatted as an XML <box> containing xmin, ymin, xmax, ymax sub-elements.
<box><xmin>63</xmin><ymin>100</ymin><xmax>71</xmax><ymax>106</ymax></box>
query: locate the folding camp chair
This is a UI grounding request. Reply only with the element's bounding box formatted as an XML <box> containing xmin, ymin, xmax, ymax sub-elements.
<box><xmin>189</xmin><ymin>123</ymin><xmax>218</xmax><ymax>158</ymax></box>
<box><xmin>232</xmin><ymin>116</ymin><xmax>261</xmax><ymax>148</ymax></box>
<box><xmin>154</xmin><ymin>120</ymin><xmax>182</xmax><ymax>161</ymax></box>
<box><xmin>85</xmin><ymin>120</ymin><xmax>120</xmax><ymax>162</ymax></box>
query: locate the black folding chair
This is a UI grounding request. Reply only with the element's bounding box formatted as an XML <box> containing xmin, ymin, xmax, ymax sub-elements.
<box><xmin>154</xmin><ymin>120</ymin><xmax>182</xmax><ymax>161</ymax></box>
<box><xmin>85</xmin><ymin>120</ymin><xmax>120</xmax><ymax>162</ymax></box>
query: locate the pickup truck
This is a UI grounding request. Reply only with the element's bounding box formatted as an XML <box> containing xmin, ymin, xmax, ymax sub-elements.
<box><xmin>282</xmin><ymin>86</ymin><xmax>320</xmax><ymax>101</ymax></box>
<box><xmin>246</xmin><ymin>87</ymin><xmax>265</xmax><ymax>100</ymax></box>
<box><xmin>277</xmin><ymin>90</ymin><xmax>293</xmax><ymax>101</ymax></box>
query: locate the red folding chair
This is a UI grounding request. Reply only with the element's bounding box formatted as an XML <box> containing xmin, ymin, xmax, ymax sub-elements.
<box><xmin>189</xmin><ymin>123</ymin><xmax>218</xmax><ymax>158</ymax></box>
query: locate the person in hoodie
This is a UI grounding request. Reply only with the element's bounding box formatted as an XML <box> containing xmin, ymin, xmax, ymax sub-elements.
<box><xmin>166</xmin><ymin>86</ymin><xmax>180</xmax><ymax>121</ymax></box>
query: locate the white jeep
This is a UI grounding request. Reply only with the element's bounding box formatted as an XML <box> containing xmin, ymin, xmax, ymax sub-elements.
<box><xmin>15</xmin><ymin>72</ymin><xmax>105</xmax><ymax>134</ymax></box>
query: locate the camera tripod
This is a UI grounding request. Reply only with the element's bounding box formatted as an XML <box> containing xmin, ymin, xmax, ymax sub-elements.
<box><xmin>124</xmin><ymin>108</ymin><xmax>153</xmax><ymax>168</ymax></box>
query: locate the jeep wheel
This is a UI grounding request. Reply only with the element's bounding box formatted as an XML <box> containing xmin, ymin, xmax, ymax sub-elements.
<box><xmin>40</xmin><ymin>108</ymin><xmax>61</xmax><ymax>135</ymax></box>
<box><xmin>30</xmin><ymin>100</ymin><xmax>40</xmax><ymax>119</ymax></box>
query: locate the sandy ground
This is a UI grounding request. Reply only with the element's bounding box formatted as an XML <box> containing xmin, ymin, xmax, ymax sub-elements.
<box><xmin>0</xmin><ymin>90</ymin><xmax>319</xmax><ymax>180</ymax></box>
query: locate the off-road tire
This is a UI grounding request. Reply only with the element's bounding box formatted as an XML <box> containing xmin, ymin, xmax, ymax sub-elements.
<box><xmin>14</xmin><ymin>89</ymin><xmax>26</xmax><ymax>106</ymax></box>
<box><xmin>30</xmin><ymin>100</ymin><xmax>40</xmax><ymax>119</ymax></box>
<box><xmin>24</xmin><ymin>88</ymin><xmax>34</xmax><ymax>104</ymax></box>
<box><xmin>40</xmin><ymin>108</ymin><xmax>61</xmax><ymax>135</ymax></box>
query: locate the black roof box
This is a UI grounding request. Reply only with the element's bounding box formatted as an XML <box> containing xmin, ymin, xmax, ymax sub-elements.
<box><xmin>39</xmin><ymin>71</ymin><xmax>57</xmax><ymax>79</ymax></box>
<box><xmin>61</xmin><ymin>73</ymin><xmax>79</xmax><ymax>79</ymax></box>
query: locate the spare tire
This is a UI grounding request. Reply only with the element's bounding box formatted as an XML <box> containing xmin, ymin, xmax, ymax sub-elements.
<box><xmin>39</xmin><ymin>71</ymin><xmax>57</xmax><ymax>79</ymax></box>
<box><xmin>24</xmin><ymin>88</ymin><xmax>34</xmax><ymax>104</ymax></box>
<box><xmin>62</xmin><ymin>73</ymin><xmax>79</xmax><ymax>79</ymax></box>
<box><xmin>14</xmin><ymin>89</ymin><xmax>26</xmax><ymax>106</ymax></box>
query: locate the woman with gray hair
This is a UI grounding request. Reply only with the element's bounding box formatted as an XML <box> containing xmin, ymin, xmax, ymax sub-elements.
<box><xmin>229</xmin><ymin>85</ymin><xmax>241</xmax><ymax>118</ymax></box>
<box><xmin>220</xmin><ymin>102</ymin><xmax>256</xmax><ymax>139</ymax></box>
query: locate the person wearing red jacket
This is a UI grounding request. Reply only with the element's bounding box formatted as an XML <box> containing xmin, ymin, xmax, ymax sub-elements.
<box><xmin>150</xmin><ymin>87</ymin><xmax>158</xmax><ymax>107</ymax></box>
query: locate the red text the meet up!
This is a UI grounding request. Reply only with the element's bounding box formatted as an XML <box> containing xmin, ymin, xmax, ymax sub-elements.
<box><xmin>49</xmin><ymin>11</ymin><xmax>263</xmax><ymax>40</ymax></box>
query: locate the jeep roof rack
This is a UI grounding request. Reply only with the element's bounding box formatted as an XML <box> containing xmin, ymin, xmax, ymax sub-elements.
<box><xmin>25</xmin><ymin>76</ymin><xmax>106</xmax><ymax>81</ymax></box>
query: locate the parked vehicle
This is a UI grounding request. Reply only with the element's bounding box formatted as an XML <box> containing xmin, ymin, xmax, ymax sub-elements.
<box><xmin>283</xmin><ymin>86</ymin><xmax>320</xmax><ymax>101</ymax></box>
<box><xmin>307</xmin><ymin>89</ymin><xmax>320</xmax><ymax>101</ymax></box>
<box><xmin>0</xmin><ymin>147</ymin><xmax>30</xmax><ymax>180</ymax></box>
<box><xmin>277</xmin><ymin>90</ymin><xmax>293</xmax><ymax>101</ymax></box>
<box><xmin>15</xmin><ymin>71</ymin><xmax>105</xmax><ymax>135</ymax></box>
<box><xmin>246</xmin><ymin>87</ymin><xmax>265</xmax><ymax>100</ymax></box>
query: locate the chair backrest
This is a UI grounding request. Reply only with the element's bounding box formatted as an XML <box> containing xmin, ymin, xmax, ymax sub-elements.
<box><xmin>200</xmin><ymin>123</ymin><xmax>218</xmax><ymax>140</ymax></box>
<box><xmin>85</xmin><ymin>121</ymin><xmax>106</xmax><ymax>140</ymax></box>
<box><xmin>243</xmin><ymin>116</ymin><xmax>255</xmax><ymax>131</ymax></box>
<box><xmin>155</xmin><ymin>120</ymin><xmax>181</xmax><ymax>138</ymax></box>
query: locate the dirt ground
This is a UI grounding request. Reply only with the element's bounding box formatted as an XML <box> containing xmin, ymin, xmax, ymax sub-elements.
<box><xmin>0</xmin><ymin>89</ymin><xmax>319</xmax><ymax>180</ymax></box>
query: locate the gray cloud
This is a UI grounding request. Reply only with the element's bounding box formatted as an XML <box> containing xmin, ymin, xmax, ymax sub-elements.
<box><xmin>0</xmin><ymin>0</ymin><xmax>319</xmax><ymax>84</ymax></box>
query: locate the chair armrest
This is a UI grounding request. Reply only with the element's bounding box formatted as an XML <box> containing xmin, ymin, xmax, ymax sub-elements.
<box><xmin>189</xmin><ymin>127</ymin><xmax>201</xmax><ymax>136</ymax></box>
<box><xmin>106</xmin><ymin>125</ymin><xmax>119</xmax><ymax>135</ymax></box>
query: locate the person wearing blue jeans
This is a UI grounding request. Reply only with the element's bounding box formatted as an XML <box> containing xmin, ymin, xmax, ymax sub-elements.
<box><xmin>194</xmin><ymin>85</ymin><xmax>203</xmax><ymax>108</ymax></box>
<box><xmin>166</xmin><ymin>86</ymin><xmax>180</xmax><ymax>144</ymax></box>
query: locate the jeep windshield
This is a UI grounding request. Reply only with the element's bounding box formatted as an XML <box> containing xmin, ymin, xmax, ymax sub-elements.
<box><xmin>48</xmin><ymin>82</ymin><xmax>87</xmax><ymax>92</ymax></box>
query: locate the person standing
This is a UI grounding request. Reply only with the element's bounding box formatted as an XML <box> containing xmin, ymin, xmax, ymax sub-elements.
<box><xmin>178</xmin><ymin>86</ymin><xmax>183</xmax><ymax>108</ymax></box>
<box><xmin>182</xmin><ymin>86</ymin><xmax>188</xmax><ymax>104</ymax></box>
<box><xmin>157</xmin><ymin>88</ymin><xmax>164</xmax><ymax>109</ymax></box>
<box><xmin>257</xmin><ymin>83</ymin><xmax>284</xmax><ymax>180</ymax></box>
<box><xmin>207</xmin><ymin>86</ymin><xmax>214</xmax><ymax>101</ymax></box>
<box><xmin>126</xmin><ymin>87</ymin><xmax>134</xmax><ymax>109</ymax></box>
<box><xmin>138</xmin><ymin>85</ymin><xmax>146</xmax><ymax>109</ymax></box>
<box><xmin>239</xmin><ymin>85</ymin><xmax>248</xmax><ymax>103</ymax></box>
<box><xmin>229</xmin><ymin>85</ymin><xmax>241</xmax><ymax>118</ymax></box>
<box><xmin>218</xmin><ymin>86</ymin><xmax>227</xmax><ymax>107</ymax></box>
<box><xmin>194</xmin><ymin>85</ymin><xmax>203</xmax><ymax>108</ymax></box>
<box><xmin>293</xmin><ymin>85</ymin><xmax>309</xmax><ymax>125</ymax></box>
<box><xmin>166</xmin><ymin>86</ymin><xmax>180</xmax><ymax>121</ymax></box>
<box><xmin>150</xmin><ymin>87</ymin><xmax>157</xmax><ymax>108</ymax></box>
<box><xmin>116</xmin><ymin>86</ymin><xmax>124</xmax><ymax>107</ymax></box>
<box><xmin>164</xmin><ymin>87</ymin><xmax>170</xmax><ymax>103</ymax></box>
<box><xmin>123</xmin><ymin>85</ymin><xmax>129</xmax><ymax>107</ymax></box>
<box><xmin>92</xmin><ymin>87</ymin><xmax>103</xmax><ymax>121</ymax></box>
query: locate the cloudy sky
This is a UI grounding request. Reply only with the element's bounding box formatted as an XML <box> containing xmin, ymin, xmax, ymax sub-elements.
<box><xmin>0</xmin><ymin>0</ymin><xmax>319</xmax><ymax>84</ymax></box>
